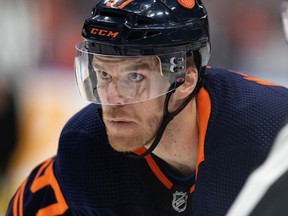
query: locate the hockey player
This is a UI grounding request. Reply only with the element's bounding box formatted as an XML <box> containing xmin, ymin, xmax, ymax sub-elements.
<box><xmin>6</xmin><ymin>0</ymin><xmax>288</xmax><ymax>215</ymax></box>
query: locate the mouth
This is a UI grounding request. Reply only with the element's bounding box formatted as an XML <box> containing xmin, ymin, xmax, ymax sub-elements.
<box><xmin>105</xmin><ymin>118</ymin><xmax>136</xmax><ymax>128</ymax></box>
<box><xmin>103</xmin><ymin>108</ymin><xmax>138</xmax><ymax>131</ymax></box>
<box><xmin>105</xmin><ymin>119</ymin><xmax>138</xmax><ymax>136</ymax></box>
<box><xmin>108</xmin><ymin>117</ymin><xmax>134</xmax><ymax>123</ymax></box>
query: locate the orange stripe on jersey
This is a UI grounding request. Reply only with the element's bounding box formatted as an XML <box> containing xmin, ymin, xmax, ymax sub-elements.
<box><xmin>30</xmin><ymin>158</ymin><xmax>68</xmax><ymax>216</ymax></box>
<box><xmin>231</xmin><ymin>70</ymin><xmax>280</xmax><ymax>87</ymax></box>
<box><xmin>133</xmin><ymin>146</ymin><xmax>147</xmax><ymax>156</ymax></box>
<box><xmin>19</xmin><ymin>179</ymin><xmax>27</xmax><ymax>216</ymax></box>
<box><xmin>134</xmin><ymin>147</ymin><xmax>173</xmax><ymax>189</ymax></box>
<box><xmin>145</xmin><ymin>154</ymin><xmax>173</xmax><ymax>190</ymax></box>
<box><xmin>12</xmin><ymin>178</ymin><xmax>28</xmax><ymax>216</ymax></box>
<box><xmin>190</xmin><ymin>185</ymin><xmax>195</xmax><ymax>194</ymax></box>
<box><xmin>194</xmin><ymin>88</ymin><xmax>211</xmax><ymax>186</ymax></box>
<box><xmin>13</xmin><ymin>186</ymin><xmax>20</xmax><ymax>216</ymax></box>
<box><xmin>243</xmin><ymin>75</ymin><xmax>280</xmax><ymax>86</ymax></box>
<box><xmin>30</xmin><ymin>159</ymin><xmax>53</xmax><ymax>192</ymax></box>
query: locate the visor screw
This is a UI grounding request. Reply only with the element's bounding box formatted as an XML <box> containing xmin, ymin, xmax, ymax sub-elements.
<box><xmin>170</xmin><ymin>65</ymin><xmax>184</xmax><ymax>73</ymax></box>
<box><xmin>170</xmin><ymin>57</ymin><xmax>177</xmax><ymax>64</ymax></box>
<box><xmin>170</xmin><ymin>57</ymin><xmax>184</xmax><ymax>65</ymax></box>
<box><xmin>170</xmin><ymin>65</ymin><xmax>177</xmax><ymax>72</ymax></box>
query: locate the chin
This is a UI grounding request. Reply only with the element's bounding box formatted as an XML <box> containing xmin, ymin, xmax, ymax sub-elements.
<box><xmin>108</xmin><ymin>136</ymin><xmax>144</xmax><ymax>153</ymax></box>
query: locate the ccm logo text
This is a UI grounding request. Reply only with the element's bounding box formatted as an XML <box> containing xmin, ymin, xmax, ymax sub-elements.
<box><xmin>90</xmin><ymin>28</ymin><xmax>119</xmax><ymax>38</ymax></box>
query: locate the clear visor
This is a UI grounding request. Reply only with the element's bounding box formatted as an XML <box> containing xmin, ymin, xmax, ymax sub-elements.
<box><xmin>282</xmin><ymin>1</ymin><xmax>288</xmax><ymax>42</ymax></box>
<box><xmin>74</xmin><ymin>41</ymin><xmax>186</xmax><ymax>105</ymax></box>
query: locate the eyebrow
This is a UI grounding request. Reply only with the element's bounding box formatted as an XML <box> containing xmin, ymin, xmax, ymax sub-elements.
<box><xmin>93</xmin><ymin>63</ymin><xmax>105</xmax><ymax>71</ymax></box>
<box><xmin>93</xmin><ymin>62</ymin><xmax>153</xmax><ymax>72</ymax></box>
<box><xmin>125</xmin><ymin>63</ymin><xmax>151</xmax><ymax>71</ymax></box>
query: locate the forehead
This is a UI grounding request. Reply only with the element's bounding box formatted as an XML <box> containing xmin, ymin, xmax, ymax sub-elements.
<box><xmin>92</xmin><ymin>55</ymin><xmax>159</xmax><ymax>67</ymax></box>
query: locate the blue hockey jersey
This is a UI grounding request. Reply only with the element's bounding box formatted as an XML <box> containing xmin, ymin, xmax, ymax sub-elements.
<box><xmin>6</xmin><ymin>67</ymin><xmax>288</xmax><ymax>216</ymax></box>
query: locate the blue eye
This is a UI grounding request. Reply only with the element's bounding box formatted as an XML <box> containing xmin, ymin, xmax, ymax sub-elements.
<box><xmin>129</xmin><ymin>73</ymin><xmax>144</xmax><ymax>81</ymax></box>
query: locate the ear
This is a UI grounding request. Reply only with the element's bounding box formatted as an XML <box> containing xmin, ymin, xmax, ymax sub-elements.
<box><xmin>175</xmin><ymin>66</ymin><xmax>198</xmax><ymax>99</ymax></box>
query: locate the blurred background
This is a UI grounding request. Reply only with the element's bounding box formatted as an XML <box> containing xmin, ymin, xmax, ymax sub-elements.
<box><xmin>0</xmin><ymin>0</ymin><xmax>287</xmax><ymax>214</ymax></box>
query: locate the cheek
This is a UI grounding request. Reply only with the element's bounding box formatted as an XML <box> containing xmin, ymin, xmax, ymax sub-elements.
<box><xmin>136</xmin><ymin>98</ymin><xmax>164</xmax><ymax>123</ymax></box>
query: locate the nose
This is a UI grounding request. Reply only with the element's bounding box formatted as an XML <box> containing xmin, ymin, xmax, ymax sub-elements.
<box><xmin>106</xmin><ymin>81</ymin><xmax>127</xmax><ymax>105</ymax></box>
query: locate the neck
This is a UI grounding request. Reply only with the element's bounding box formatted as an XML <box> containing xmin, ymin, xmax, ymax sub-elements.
<box><xmin>150</xmin><ymin>98</ymin><xmax>199</xmax><ymax>176</ymax></box>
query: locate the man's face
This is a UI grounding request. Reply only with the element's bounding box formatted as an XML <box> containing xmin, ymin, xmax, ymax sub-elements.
<box><xmin>92</xmin><ymin>56</ymin><xmax>170</xmax><ymax>152</ymax></box>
